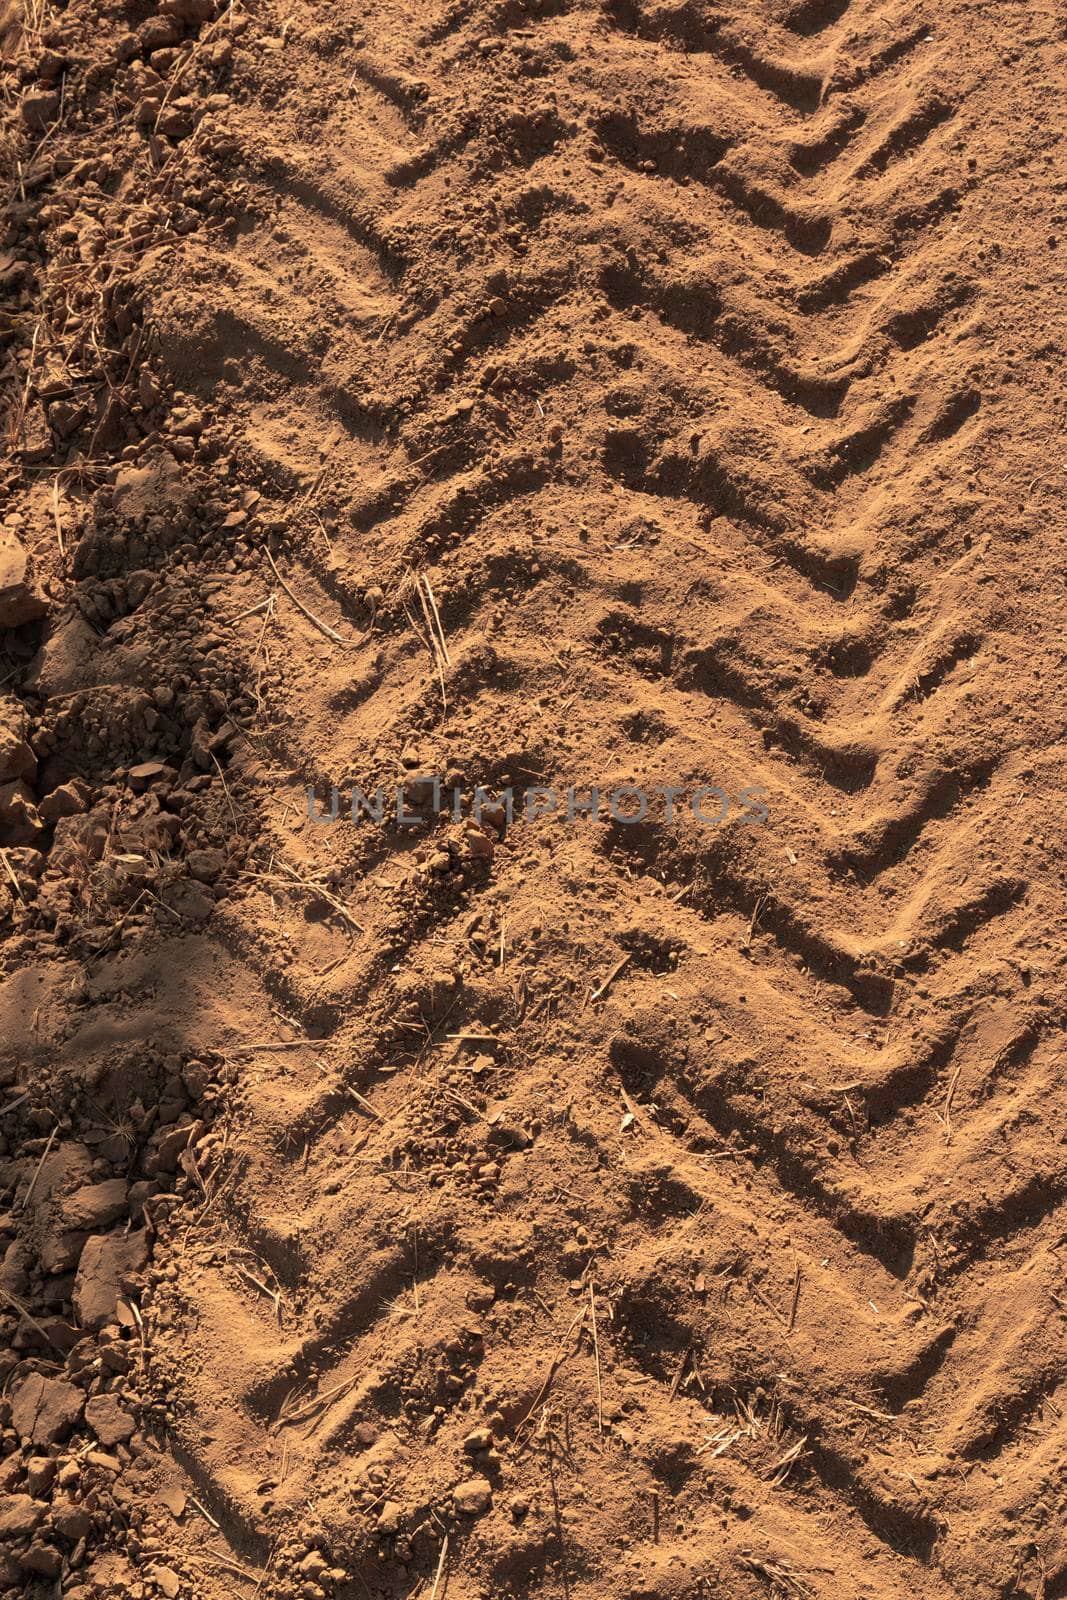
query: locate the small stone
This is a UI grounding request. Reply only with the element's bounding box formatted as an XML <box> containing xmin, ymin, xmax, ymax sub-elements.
<box><xmin>36</xmin><ymin>49</ymin><xmax>67</xmax><ymax>80</ymax></box>
<box><xmin>51</xmin><ymin>1497</ymin><xmax>92</xmax><ymax>1540</ymax></box>
<box><xmin>452</xmin><ymin>1476</ymin><xmax>492</xmax><ymax>1516</ymax></box>
<box><xmin>39</xmin><ymin>779</ymin><xmax>91</xmax><ymax>822</ymax></box>
<box><xmin>138</xmin><ymin>370</ymin><xmax>162</xmax><ymax>408</ymax></box>
<box><xmin>0</xmin><ymin>779</ymin><xmax>43</xmax><ymax>845</ymax></box>
<box><xmin>84</xmin><ymin>1391</ymin><xmax>135</xmax><ymax>1447</ymax></box>
<box><xmin>137</xmin><ymin>16</ymin><xmax>181</xmax><ymax>49</ymax></box>
<box><xmin>166</xmin><ymin>880</ymin><xmax>214</xmax><ymax>921</ymax></box>
<box><xmin>151</xmin><ymin>1120</ymin><xmax>200</xmax><ymax>1174</ymax></box>
<box><xmin>85</xmin><ymin>1449</ymin><xmax>121</xmax><ymax>1472</ymax></box>
<box><xmin>18</xmin><ymin>1541</ymin><xmax>62</xmax><ymax>1577</ymax></box>
<box><xmin>159</xmin><ymin>1485</ymin><xmax>186</xmax><ymax>1518</ymax></box>
<box><xmin>189</xmin><ymin>718</ymin><xmax>214</xmax><ymax>769</ymax></box>
<box><xmin>462</xmin><ymin>1426</ymin><xmax>493</xmax><ymax>1453</ymax></box>
<box><xmin>9</xmin><ymin>1373</ymin><xmax>83</xmax><ymax>1445</ymax></box>
<box><xmin>0</xmin><ymin>714</ymin><xmax>35</xmax><ymax>784</ymax></box>
<box><xmin>39</xmin><ymin>1231</ymin><xmax>87</xmax><ymax>1274</ymax></box>
<box><xmin>24</xmin><ymin>1458</ymin><xmax>56</xmax><ymax>1497</ymax></box>
<box><xmin>128</xmin><ymin>760</ymin><xmax>167</xmax><ymax>790</ymax></box>
<box><xmin>62</xmin><ymin>1179</ymin><xmax>129</xmax><ymax>1231</ymax></box>
<box><xmin>157</xmin><ymin>102</ymin><xmax>195</xmax><ymax>139</ymax></box>
<box><xmin>187</xmin><ymin>848</ymin><xmax>224</xmax><ymax>883</ymax></box>
<box><xmin>19</xmin><ymin>90</ymin><xmax>60</xmax><ymax>131</ymax></box>
<box><xmin>73</xmin><ymin>1230</ymin><xmax>149</xmax><ymax>1331</ymax></box>
<box><xmin>0</xmin><ymin>529</ymin><xmax>46</xmax><ymax>627</ymax></box>
<box><xmin>149</xmin><ymin>1563</ymin><xmax>181</xmax><ymax>1598</ymax></box>
<box><xmin>0</xmin><ymin>1492</ymin><xmax>46</xmax><ymax>1538</ymax></box>
<box><xmin>376</xmin><ymin>1500</ymin><xmax>403</xmax><ymax>1535</ymax></box>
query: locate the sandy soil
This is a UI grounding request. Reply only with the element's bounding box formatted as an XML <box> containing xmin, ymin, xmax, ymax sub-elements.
<box><xmin>1</xmin><ymin>0</ymin><xmax>1066</xmax><ymax>1597</ymax></box>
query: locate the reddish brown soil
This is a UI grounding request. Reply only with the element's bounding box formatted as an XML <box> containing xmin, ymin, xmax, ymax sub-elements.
<box><xmin>1</xmin><ymin>1</ymin><xmax>1066</xmax><ymax>1598</ymax></box>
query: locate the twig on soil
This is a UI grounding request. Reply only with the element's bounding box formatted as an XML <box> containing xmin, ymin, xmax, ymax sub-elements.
<box><xmin>233</xmin><ymin>1260</ymin><xmax>283</xmax><ymax>1326</ymax></box>
<box><xmin>668</xmin><ymin>1346</ymin><xmax>691</xmax><ymax>1401</ymax></box>
<box><xmin>298</xmin><ymin>429</ymin><xmax>342</xmax><ymax>508</ymax></box>
<box><xmin>230</xmin><ymin>596</ymin><xmax>272</xmax><ymax>623</ymax></box>
<box><xmin>129</xmin><ymin>1297</ymin><xmax>148</xmax><ymax>1365</ymax></box>
<box><xmin>0</xmin><ymin>1284</ymin><xmax>66</xmax><ymax>1352</ymax></box>
<box><xmin>51</xmin><ymin>479</ymin><xmax>65</xmax><ymax>557</ymax></box>
<box><xmin>787</xmin><ymin>1262</ymin><xmax>802</xmax><ymax>1334</ymax></box>
<box><xmin>407</xmin><ymin>575</ymin><xmax>449</xmax><ymax>712</ymax></box>
<box><xmin>19</xmin><ymin>1125</ymin><xmax>58</xmax><ymax>1211</ymax></box>
<box><xmin>191</xmin><ymin>1554</ymin><xmax>259</xmax><ymax>1587</ymax></box>
<box><xmin>250</xmin><ymin>1538</ymin><xmax>281</xmax><ymax>1600</ymax></box>
<box><xmin>748</xmin><ymin>1279</ymin><xmax>788</xmax><ymax>1329</ymax></box>
<box><xmin>588</xmin><ymin>1281</ymin><xmax>603</xmax><ymax>1433</ymax></box>
<box><xmin>0</xmin><ymin>849</ymin><xmax>24</xmax><ymax>902</ymax></box>
<box><xmin>937</xmin><ymin>1063</ymin><xmax>962</xmax><ymax>1140</ymax></box>
<box><xmin>443</xmin><ymin>1086</ymin><xmax>481</xmax><ymax>1119</ymax></box>
<box><xmin>836</xmin><ymin>1396</ymin><xmax>895</xmax><ymax>1423</ymax></box>
<box><xmin>248</xmin><ymin>863</ymin><xmax>364</xmax><ymax>934</ymax></box>
<box><xmin>514</xmin><ymin>1304</ymin><xmax>589</xmax><ymax>1440</ymax></box>
<box><xmin>590</xmin><ymin>952</ymin><xmax>631</xmax><ymax>1003</ymax></box>
<box><xmin>767</xmin><ymin>1435</ymin><xmax>808</xmax><ymax>1486</ymax></box>
<box><xmin>350</xmin><ymin>1089</ymin><xmax>382</xmax><ymax>1121</ymax></box>
<box><xmin>737</xmin><ymin>1554</ymin><xmax>812</xmax><ymax>1597</ymax></box>
<box><xmin>265</xmin><ymin>549</ymin><xmax>356</xmax><ymax>648</ymax></box>
<box><xmin>235</xmin><ymin>1040</ymin><xmax>319</xmax><ymax>1053</ymax></box>
<box><xmin>427</xmin><ymin>1535</ymin><xmax>449</xmax><ymax>1600</ymax></box>
<box><xmin>744</xmin><ymin>894</ymin><xmax>766</xmax><ymax>948</ymax></box>
<box><xmin>211</xmin><ymin>752</ymin><xmax>240</xmax><ymax>832</ymax></box>
<box><xmin>420</xmin><ymin>574</ymin><xmax>451</xmax><ymax>666</ymax></box>
<box><xmin>618</xmin><ymin>1086</ymin><xmax>647</xmax><ymax>1133</ymax></box>
<box><xmin>188</xmin><ymin>1496</ymin><xmax>221</xmax><ymax>1531</ymax></box>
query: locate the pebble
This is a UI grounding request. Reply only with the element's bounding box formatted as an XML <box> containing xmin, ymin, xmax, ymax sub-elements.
<box><xmin>19</xmin><ymin>1541</ymin><xmax>62</xmax><ymax>1577</ymax></box>
<box><xmin>73</xmin><ymin>1230</ymin><xmax>149</xmax><ymax>1331</ymax></box>
<box><xmin>19</xmin><ymin>90</ymin><xmax>60</xmax><ymax>131</ymax></box>
<box><xmin>39</xmin><ymin>779</ymin><xmax>91</xmax><ymax>821</ymax></box>
<box><xmin>376</xmin><ymin>1499</ymin><xmax>403</xmax><ymax>1535</ymax></box>
<box><xmin>51</xmin><ymin>1498</ymin><xmax>92</xmax><ymax>1540</ymax></box>
<box><xmin>62</xmin><ymin>1179</ymin><xmax>129</xmax><ymax>1231</ymax></box>
<box><xmin>0</xmin><ymin>710</ymin><xmax>35</xmax><ymax>784</ymax></box>
<box><xmin>84</xmin><ymin>1392</ymin><xmax>135</xmax><ymax>1447</ymax></box>
<box><xmin>0</xmin><ymin>1493</ymin><xmax>46</xmax><ymax>1538</ymax></box>
<box><xmin>187</xmin><ymin>847</ymin><xmax>225</xmax><ymax>883</ymax></box>
<box><xmin>9</xmin><ymin>1374</ymin><xmax>83</xmax><ymax>1446</ymax></box>
<box><xmin>452</xmin><ymin>1476</ymin><xmax>492</xmax><ymax>1515</ymax></box>
<box><xmin>0</xmin><ymin>529</ymin><xmax>46</xmax><ymax>627</ymax></box>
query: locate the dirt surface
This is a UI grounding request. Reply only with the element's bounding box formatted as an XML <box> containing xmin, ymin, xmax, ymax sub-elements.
<box><xmin>1</xmin><ymin>0</ymin><xmax>1066</xmax><ymax>1597</ymax></box>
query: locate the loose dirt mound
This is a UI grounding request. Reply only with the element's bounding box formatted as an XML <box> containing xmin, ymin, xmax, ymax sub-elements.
<box><xmin>1</xmin><ymin>1</ymin><xmax>1065</xmax><ymax>1598</ymax></box>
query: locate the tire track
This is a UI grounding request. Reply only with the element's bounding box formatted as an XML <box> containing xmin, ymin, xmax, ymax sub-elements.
<box><xmin>133</xmin><ymin>2</ymin><xmax>1067</xmax><ymax>1597</ymax></box>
